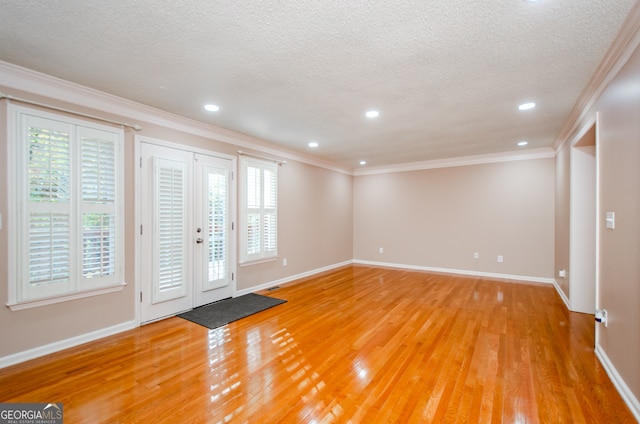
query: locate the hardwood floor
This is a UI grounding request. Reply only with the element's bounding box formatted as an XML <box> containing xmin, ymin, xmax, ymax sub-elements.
<box><xmin>0</xmin><ymin>265</ymin><xmax>635</xmax><ymax>423</ymax></box>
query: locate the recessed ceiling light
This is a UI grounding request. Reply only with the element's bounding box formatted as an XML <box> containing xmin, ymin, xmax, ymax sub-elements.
<box><xmin>365</xmin><ymin>110</ymin><xmax>379</xmax><ymax>119</ymax></box>
<box><xmin>204</xmin><ymin>104</ymin><xmax>220</xmax><ymax>112</ymax></box>
<box><xmin>359</xmin><ymin>160</ymin><xmax>367</xmax><ymax>165</ymax></box>
<box><xmin>518</xmin><ymin>102</ymin><xmax>536</xmax><ymax>111</ymax></box>
<box><xmin>518</xmin><ymin>140</ymin><xmax>529</xmax><ymax>146</ymax></box>
<box><xmin>308</xmin><ymin>141</ymin><xmax>319</xmax><ymax>148</ymax></box>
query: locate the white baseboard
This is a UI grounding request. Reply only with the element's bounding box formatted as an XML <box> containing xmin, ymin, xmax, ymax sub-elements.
<box><xmin>552</xmin><ymin>278</ymin><xmax>571</xmax><ymax>310</ymax></box>
<box><xmin>352</xmin><ymin>259</ymin><xmax>555</xmax><ymax>284</ymax></box>
<box><xmin>235</xmin><ymin>260</ymin><xmax>354</xmax><ymax>296</ymax></box>
<box><xmin>0</xmin><ymin>320</ymin><xmax>137</xmax><ymax>369</ymax></box>
<box><xmin>595</xmin><ymin>344</ymin><xmax>640</xmax><ymax>422</ymax></box>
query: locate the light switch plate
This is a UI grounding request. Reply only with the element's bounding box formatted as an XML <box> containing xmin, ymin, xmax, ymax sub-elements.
<box><xmin>606</xmin><ymin>212</ymin><xmax>615</xmax><ymax>230</ymax></box>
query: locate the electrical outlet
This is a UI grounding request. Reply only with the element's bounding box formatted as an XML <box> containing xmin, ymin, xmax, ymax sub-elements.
<box><xmin>379</xmin><ymin>247</ymin><xmax>384</xmax><ymax>254</ymax></box>
<box><xmin>595</xmin><ymin>309</ymin><xmax>608</xmax><ymax>327</ymax></box>
<box><xmin>283</xmin><ymin>258</ymin><xmax>287</xmax><ymax>267</ymax></box>
<box><xmin>473</xmin><ymin>252</ymin><xmax>479</xmax><ymax>259</ymax></box>
<box><xmin>497</xmin><ymin>255</ymin><xmax>503</xmax><ymax>263</ymax></box>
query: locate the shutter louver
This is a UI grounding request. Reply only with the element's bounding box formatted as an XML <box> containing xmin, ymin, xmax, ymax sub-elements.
<box><xmin>29</xmin><ymin>213</ymin><xmax>70</xmax><ymax>285</ymax></box>
<box><xmin>247</xmin><ymin>213</ymin><xmax>261</xmax><ymax>255</ymax></box>
<box><xmin>208</xmin><ymin>171</ymin><xmax>227</xmax><ymax>283</ymax></box>
<box><xmin>29</xmin><ymin>126</ymin><xmax>71</xmax><ymax>203</ymax></box>
<box><xmin>247</xmin><ymin>166</ymin><xmax>261</xmax><ymax>208</ymax></box>
<box><xmin>153</xmin><ymin>158</ymin><xmax>188</xmax><ymax>303</ymax></box>
<box><xmin>82</xmin><ymin>136</ymin><xmax>116</xmax><ymax>203</ymax></box>
<box><xmin>82</xmin><ymin>213</ymin><xmax>115</xmax><ymax>278</ymax></box>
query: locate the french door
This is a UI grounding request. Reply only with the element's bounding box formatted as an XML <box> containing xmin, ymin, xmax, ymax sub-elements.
<box><xmin>139</xmin><ymin>142</ymin><xmax>235</xmax><ymax>323</ymax></box>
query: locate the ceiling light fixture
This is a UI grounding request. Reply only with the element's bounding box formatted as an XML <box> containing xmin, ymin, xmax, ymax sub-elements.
<box><xmin>518</xmin><ymin>140</ymin><xmax>529</xmax><ymax>146</ymax></box>
<box><xmin>308</xmin><ymin>141</ymin><xmax>319</xmax><ymax>148</ymax></box>
<box><xmin>359</xmin><ymin>160</ymin><xmax>367</xmax><ymax>165</ymax></box>
<box><xmin>365</xmin><ymin>110</ymin><xmax>379</xmax><ymax>118</ymax></box>
<box><xmin>204</xmin><ymin>104</ymin><xmax>220</xmax><ymax>112</ymax></box>
<box><xmin>518</xmin><ymin>102</ymin><xmax>536</xmax><ymax>111</ymax></box>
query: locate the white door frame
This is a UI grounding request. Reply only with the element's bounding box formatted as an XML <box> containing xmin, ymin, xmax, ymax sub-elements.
<box><xmin>134</xmin><ymin>135</ymin><xmax>237</xmax><ymax>325</ymax></box>
<box><xmin>569</xmin><ymin>129</ymin><xmax>597</xmax><ymax>314</ymax></box>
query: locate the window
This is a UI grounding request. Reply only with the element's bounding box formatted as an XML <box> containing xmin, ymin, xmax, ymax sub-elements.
<box><xmin>239</xmin><ymin>157</ymin><xmax>277</xmax><ymax>263</ymax></box>
<box><xmin>8</xmin><ymin>106</ymin><xmax>124</xmax><ymax>308</ymax></box>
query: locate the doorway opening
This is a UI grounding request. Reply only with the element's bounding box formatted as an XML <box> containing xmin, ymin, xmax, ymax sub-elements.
<box><xmin>569</xmin><ymin>123</ymin><xmax>597</xmax><ymax>314</ymax></box>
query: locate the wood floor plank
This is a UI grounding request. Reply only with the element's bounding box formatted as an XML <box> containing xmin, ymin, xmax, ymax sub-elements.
<box><xmin>0</xmin><ymin>265</ymin><xmax>636</xmax><ymax>423</ymax></box>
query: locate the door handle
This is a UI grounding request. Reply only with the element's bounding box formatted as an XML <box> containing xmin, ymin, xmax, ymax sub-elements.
<box><xmin>196</xmin><ymin>238</ymin><xmax>204</xmax><ymax>244</ymax></box>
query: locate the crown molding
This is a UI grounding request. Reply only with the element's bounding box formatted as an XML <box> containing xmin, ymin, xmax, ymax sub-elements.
<box><xmin>353</xmin><ymin>147</ymin><xmax>555</xmax><ymax>176</ymax></box>
<box><xmin>0</xmin><ymin>60</ymin><xmax>352</xmax><ymax>175</ymax></box>
<box><xmin>553</xmin><ymin>3</ymin><xmax>640</xmax><ymax>153</ymax></box>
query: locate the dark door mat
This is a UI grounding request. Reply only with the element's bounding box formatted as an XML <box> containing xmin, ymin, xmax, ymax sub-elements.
<box><xmin>177</xmin><ymin>293</ymin><xmax>286</xmax><ymax>330</ymax></box>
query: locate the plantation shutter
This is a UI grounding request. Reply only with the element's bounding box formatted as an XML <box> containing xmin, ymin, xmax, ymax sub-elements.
<box><xmin>263</xmin><ymin>167</ymin><xmax>277</xmax><ymax>254</ymax></box>
<box><xmin>15</xmin><ymin>107</ymin><xmax>122</xmax><ymax>307</ymax></box>
<box><xmin>79</xmin><ymin>127</ymin><xmax>118</xmax><ymax>285</ymax></box>
<box><xmin>152</xmin><ymin>157</ymin><xmax>188</xmax><ymax>303</ymax></box>
<box><xmin>11</xmin><ymin>107</ymin><xmax>124</xmax><ymax>306</ymax></box>
<box><xmin>23</xmin><ymin>116</ymin><xmax>74</xmax><ymax>299</ymax></box>
<box><xmin>246</xmin><ymin>165</ymin><xmax>262</xmax><ymax>256</ymax></box>
<box><xmin>205</xmin><ymin>167</ymin><xmax>229</xmax><ymax>287</ymax></box>
<box><xmin>240</xmin><ymin>158</ymin><xmax>277</xmax><ymax>263</ymax></box>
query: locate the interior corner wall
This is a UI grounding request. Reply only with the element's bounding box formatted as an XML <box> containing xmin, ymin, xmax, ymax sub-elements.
<box><xmin>353</xmin><ymin>158</ymin><xmax>555</xmax><ymax>280</ymax></box>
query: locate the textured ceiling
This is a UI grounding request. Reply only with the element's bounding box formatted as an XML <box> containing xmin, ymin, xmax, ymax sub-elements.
<box><xmin>0</xmin><ymin>0</ymin><xmax>636</xmax><ymax>169</ymax></box>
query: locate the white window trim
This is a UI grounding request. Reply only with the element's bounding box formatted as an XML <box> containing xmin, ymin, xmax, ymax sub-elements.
<box><xmin>239</xmin><ymin>156</ymin><xmax>278</xmax><ymax>264</ymax></box>
<box><xmin>7</xmin><ymin>104</ymin><xmax>125</xmax><ymax>309</ymax></box>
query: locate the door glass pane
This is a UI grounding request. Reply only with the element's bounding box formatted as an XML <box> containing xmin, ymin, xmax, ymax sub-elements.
<box><xmin>206</xmin><ymin>167</ymin><xmax>227</xmax><ymax>288</ymax></box>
